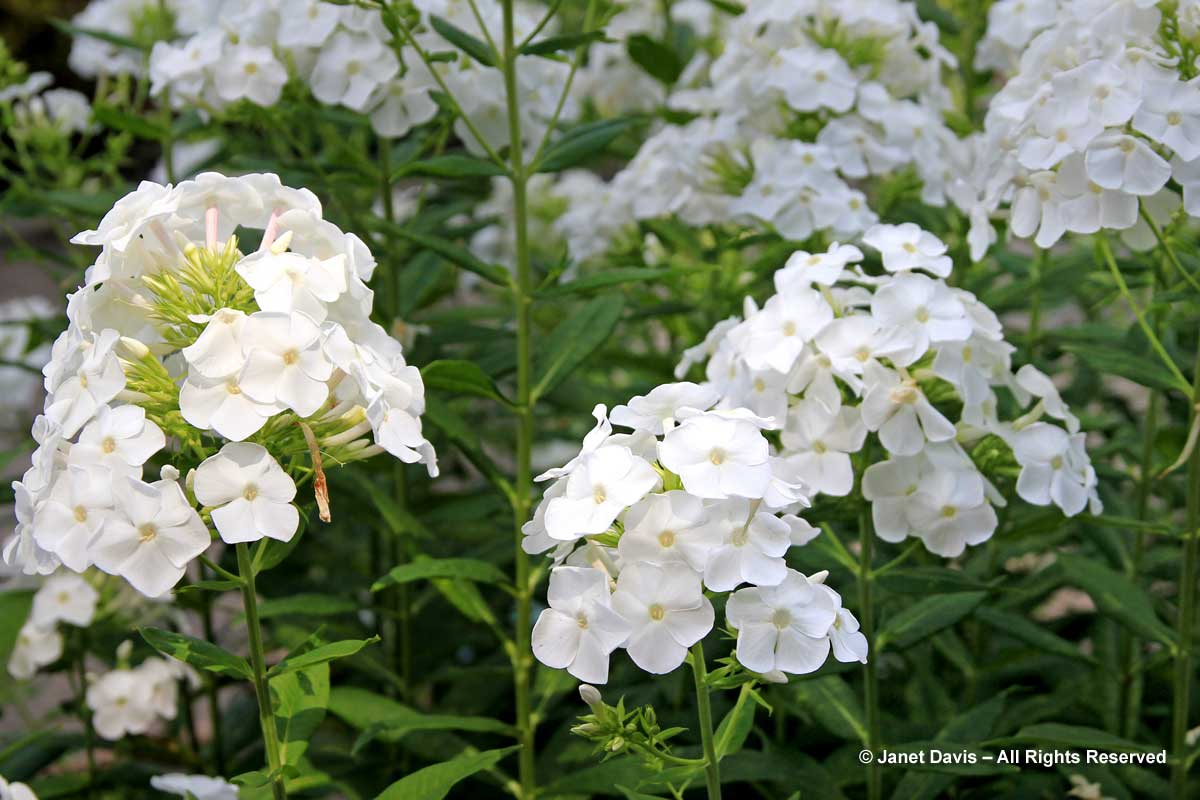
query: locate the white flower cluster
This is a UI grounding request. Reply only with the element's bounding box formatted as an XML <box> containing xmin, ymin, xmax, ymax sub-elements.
<box><xmin>86</xmin><ymin>642</ymin><xmax>196</xmax><ymax>740</ymax></box>
<box><xmin>685</xmin><ymin>225</ymin><xmax>1099</xmax><ymax>557</ymax></box>
<box><xmin>7</xmin><ymin>573</ymin><xmax>97</xmax><ymax>680</ymax></box>
<box><xmin>526</xmin><ymin>398</ymin><xmax>866</xmax><ymax>684</ymax></box>
<box><xmin>3</xmin><ymin>172</ymin><xmax>436</xmax><ymax>597</ymax></box>
<box><xmin>954</xmin><ymin>0</ymin><xmax>1200</xmax><ymax>258</ymax></box>
<box><xmin>138</xmin><ymin>0</ymin><xmax>572</xmax><ymax>147</ymax></box>
<box><xmin>67</xmin><ymin>0</ymin><xmax>179</xmax><ymax>79</ymax></box>
<box><xmin>543</xmin><ymin>0</ymin><xmax>958</xmax><ymax>261</ymax></box>
<box><xmin>0</xmin><ymin>71</ymin><xmax>92</xmax><ymax>138</ymax></box>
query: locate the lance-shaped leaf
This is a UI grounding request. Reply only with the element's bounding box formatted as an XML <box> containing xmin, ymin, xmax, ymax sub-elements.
<box><xmin>353</xmin><ymin>710</ymin><xmax>513</xmax><ymax>754</ymax></box>
<box><xmin>140</xmin><ymin>627</ymin><xmax>252</xmax><ymax>680</ymax></box>
<box><xmin>422</xmin><ymin>360</ymin><xmax>509</xmax><ymax>404</ymax></box>
<box><xmin>1056</xmin><ymin>553</ymin><xmax>1177</xmax><ymax>648</ymax></box>
<box><xmin>375</xmin><ymin>746</ymin><xmax>520</xmax><ymax>800</ymax></box>
<box><xmin>876</xmin><ymin>591</ymin><xmax>987</xmax><ymax>650</ymax></box>
<box><xmin>267</xmin><ymin>637</ymin><xmax>380</xmax><ymax>678</ymax></box>
<box><xmin>429</xmin><ymin>15</ymin><xmax>496</xmax><ymax>66</ymax></box>
<box><xmin>373</xmin><ymin>557</ymin><xmax>509</xmax><ymax>592</ymax></box>
<box><xmin>271</xmin><ymin>663</ymin><xmax>330</xmax><ymax>766</ymax></box>
<box><xmin>533</xmin><ymin>294</ymin><xmax>624</xmax><ymax>399</ymax></box>
<box><xmin>535</xmin><ymin>118</ymin><xmax>640</xmax><ymax>173</ymax></box>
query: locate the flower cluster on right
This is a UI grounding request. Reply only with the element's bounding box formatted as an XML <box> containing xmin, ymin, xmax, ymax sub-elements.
<box><xmin>685</xmin><ymin>224</ymin><xmax>1099</xmax><ymax>558</ymax></box>
<box><xmin>525</xmin><ymin>398</ymin><xmax>867</xmax><ymax>685</ymax></box>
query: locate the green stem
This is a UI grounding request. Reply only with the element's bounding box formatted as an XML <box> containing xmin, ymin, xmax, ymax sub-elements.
<box><xmin>1171</xmin><ymin>344</ymin><xmax>1200</xmax><ymax>799</ymax></box>
<box><xmin>1028</xmin><ymin>247</ymin><xmax>1044</xmax><ymax>358</ymax></box>
<box><xmin>1098</xmin><ymin>236</ymin><xmax>1191</xmax><ymax>395</ymax></box>
<box><xmin>200</xmin><ymin>582</ymin><xmax>226</xmax><ymax>776</ymax></box>
<box><xmin>1121</xmin><ymin>254</ymin><xmax>1164</xmax><ymax>739</ymax></box>
<box><xmin>236</xmin><ymin>543</ymin><xmax>287</xmax><ymax>800</ymax></box>
<box><xmin>859</xmin><ymin>509</ymin><xmax>882</xmax><ymax>800</ymax></box>
<box><xmin>689</xmin><ymin>643</ymin><xmax>721</xmax><ymax>800</ymax></box>
<box><xmin>75</xmin><ymin>635</ymin><xmax>96</xmax><ymax>798</ymax></box>
<box><xmin>501</xmin><ymin>0</ymin><xmax>537</xmax><ymax>795</ymax></box>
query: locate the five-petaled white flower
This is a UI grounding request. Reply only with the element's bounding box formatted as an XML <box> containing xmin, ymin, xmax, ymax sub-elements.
<box><xmin>194</xmin><ymin>442</ymin><xmax>300</xmax><ymax>544</ymax></box>
<box><xmin>531</xmin><ymin>566</ymin><xmax>632</xmax><ymax>684</ymax></box>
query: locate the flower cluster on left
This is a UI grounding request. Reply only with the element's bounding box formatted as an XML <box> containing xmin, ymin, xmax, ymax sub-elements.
<box><xmin>4</xmin><ymin>170</ymin><xmax>437</xmax><ymax>597</ymax></box>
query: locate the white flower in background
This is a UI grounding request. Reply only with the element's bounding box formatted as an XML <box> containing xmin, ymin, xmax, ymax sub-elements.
<box><xmin>688</xmin><ymin>233</ymin><xmax>1096</xmax><ymax>560</ymax></box>
<box><xmin>150</xmin><ymin>774</ymin><xmax>239</xmax><ymax>800</ymax></box>
<box><xmin>7</xmin><ymin>622</ymin><xmax>63</xmax><ymax>680</ymax></box>
<box><xmin>955</xmin><ymin>0</ymin><xmax>1200</xmax><ymax>253</ymax></box>
<box><xmin>30</xmin><ymin>573</ymin><xmax>98</xmax><ymax>628</ymax></box>
<box><xmin>611</xmin><ymin>563</ymin><xmax>714</xmax><ymax>674</ymax></box>
<box><xmin>32</xmin><ymin>466</ymin><xmax>114</xmax><ymax>572</ymax></box>
<box><xmin>88</xmin><ymin>478</ymin><xmax>210</xmax><ymax>597</ymax></box>
<box><xmin>1011</xmin><ymin>423</ymin><xmax>1098</xmax><ymax>517</ymax></box>
<box><xmin>531</xmin><ymin>567</ymin><xmax>631</xmax><ymax>684</ymax></box>
<box><xmin>862</xmin><ymin>223</ymin><xmax>952</xmax><ymax>277</ymax></box>
<box><xmin>213</xmin><ymin>45</ymin><xmax>288</xmax><ymax>107</ymax></box>
<box><xmin>87</xmin><ymin>667</ymin><xmax>158</xmax><ymax>739</ymax></box>
<box><xmin>0</xmin><ymin>776</ymin><xmax>38</xmax><ymax>800</ymax></box>
<box><xmin>194</xmin><ymin>443</ymin><xmax>300</xmax><ymax>544</ymax></box>
<box><xmin>726</xmin><ymin>570</ymin><xmax>837</xmax><ymax>675</ymax></box>
<box><xmin>819</xmin><ymin>584</ymin><xmax>869</xmax><ymax>664</ymax></box>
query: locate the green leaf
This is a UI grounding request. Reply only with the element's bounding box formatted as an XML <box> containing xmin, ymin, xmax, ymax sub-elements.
<box><xmin>1056</xmin><ymin>553</ymin><xmax>1177</xmax><ymax>648</ymax></box>
<box><xmin>271</xmin><ymin>663</ymin><xmax>330</xmax><ymax>766</ymax></box>
<box><xmin>398</xmin><ymin>155</ymin><xmax>507</xmax><ymax>179</ymax></box>
<box><xmin>176</xmin><ymin>579</ymin><xmax>242</xmax><ymax>594</ymax></box>
<box><xmin>625</xmin><ymin>35</ymin><xmax>683</xmax><ymax>84</ymax></box>
<box><xmin>423</xmin><ymin>403</ymin><xmax>513</xmax><ymax>498</ymax></box>
<box><xmin>536</xmin><ymin>118</ymin><xmax>639</xmax><ymax>173</ymax></box>
<box><xmin>140</xmin><ymin>627</ymin><xmax>252</xmax><ymax>680</ymax></box>
<box><xmin>520</xmin><ymin>30</ymin><xmax>608</xmax><ymax>56</ymax></box>
<box><xmin>974</xmin><ymin>607</ymin><xmax>1097</xmax><ymax>665</ymax></box>
<box><xmin>49</xmin><ymin>18</ymin><xmax>147</xmax><ymax>51</ymax></box>
<box><xmin>1062</xmin><ymin>342</ymin><xmax>1182</xmax><ymax>393</ymax></box>
<box><xmin>787</xmin><ymin>676</ymin><xmax>866</xmax><ymax>742</ymax></box>
<box><xmin>429</xmin><ymin>15</ymin><xmax>496</xmax><ymax>66</ymax></box>
<box><xmin>876</xmin><ymin>591</ymin><xmax>987</xmax><ymax>650</ymax></box>
<box><xmin>256</xmin><ymin>594</ymin><xmax>356</xmax><ymax>620</ymax></box>
<box><xmin>1009</xmin><ymin>723</ymin><xmax>1156</xmax><ymax>753</ymax></box>
<box><xmin>375</xmin><ymin>746</ymin><xmax>520</xmax><ymax>799</ymax></box>
<box><xmin>714</xmin><ymin>684</ymin><xmax>758</xmax><ymax>758</ymax></box>
<box><xmin>91</xmin><ymin>105</ymin><xmax>168</xmax><ymax>140</ymax></box>
<box><xmin>267</xmin><ymin>637</ymin><xmax>380</xmax><ymax>678</ymax></box>
<box><xmin>387</xmin><ymin>227</ymin><xmax>511</xmax><ymax>286</ymax></box>
<box><xmin>353</xmin><ymin>711</ymin><xmax>513</xmax><ymax>754</ymax></box>
<box><xmin>373</xmin><ymin>557</ymin><xmax>509</xmax><ymax>592</ymax></box>
<box><xmin>537</xmin><ymin>267</ymin><xmax>678</xmax><ymax>297</ymax></box>
<box><xmin>533</xmin><ymin>294</ymin><xmax>624</xmax><ymax>399</ymax></box>
<box><xmin>364</xmin><ymin>482</ymin><xmax>434</xmax><ymax>541</ymax></box>
<box><xmin>0</xmin><ymin>590</ymin><xmax>34</xmax><ymax>670</ymax></box>
<box><xmin>432</xmin><ymin>576</ymin><xmax>499</xmax><ymax>626</ymax></box>
<box><xmin>422</xmin><ymin>360</ymin><xmax>508</xmax><ymax>403</ymax></box>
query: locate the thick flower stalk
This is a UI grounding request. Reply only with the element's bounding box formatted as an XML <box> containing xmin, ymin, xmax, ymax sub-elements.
<box><xmin>2</xmin><ymin>172</ymin><xmax>437</xmax><ymax>796</ymax></box>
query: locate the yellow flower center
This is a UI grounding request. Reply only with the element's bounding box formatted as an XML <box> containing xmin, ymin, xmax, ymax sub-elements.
<box><xmin>648</xmin><ymin>604</ymin><xmax>666</xmax><ymax>621</ymax></box>
<box><xmin>658</xmin><ymin>530</ymin><xmax>676</xmax><ymax>548</ymax></box>
<box><xmin>138</xmin><ymin>523</ymin><xmax>158</xmax><ymax>542</ymax></box>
